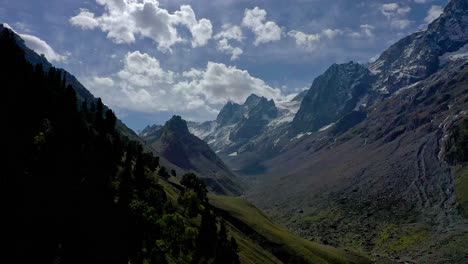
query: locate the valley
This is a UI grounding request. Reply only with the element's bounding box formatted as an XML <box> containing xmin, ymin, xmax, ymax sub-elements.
<box><xmin>4</xmin><ymin>0</ymin><xmax>468</xmax><ymax>263</ymax></box>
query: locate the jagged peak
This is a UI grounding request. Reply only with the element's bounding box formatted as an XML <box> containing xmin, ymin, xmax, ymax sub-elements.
<box><xmin>244</xmin><ymin>94</ymin><xmax>262</xmax><ymax>106</ymax></box>
<box><xmin>163</xmin><ymin>115</ymin><xmax>190</xmax><ymax>135</ymax></box>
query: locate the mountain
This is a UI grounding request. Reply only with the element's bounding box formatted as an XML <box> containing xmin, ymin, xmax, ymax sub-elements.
<box><xmin>293</xmin><ymin>0</ymin><xmax>468</xmax><ymax>134</ymax></box>
<box><xmin>292</xmin><ymin>61</ymin><xmax>372</xmax><ymax>133</ymax></box>
<box><xmin>0</xmin><ymin>24</ymin><xmax>141</xmax><ymax>143</ymax></box>
<box><xmin>196</xmin><ymin>0</ymin><xmax>468</xmax><ymax>175</ymax></box>
<box><xmin>183</xmin><ymin>0</ymin><xmax>468</xmax><ymax>262</ymax></box>
<box><xmin>189</xmin><ymin>93</ymin><xmax>300</xmax><ymax>157</ymax></box>
<box><xmin>2</xmin><ymin>25</ymin><xmax>373</xmax><ymax>264</ymax></box>
<box><xmin>237</xmin><ymin>1</ymin><xmax>468</xmax><ymax>263</ymax></box>
<box><xmin>369</xmin><ymin>0</ymin><xmax>468</xmax><ymax>94</ymax></box>
<box><xmin>141</xmin><ymin>115</ymin><xmax>243</xmax><ymax>195</ymax></box>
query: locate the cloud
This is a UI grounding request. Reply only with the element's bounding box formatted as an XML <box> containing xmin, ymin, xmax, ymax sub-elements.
<box><xmin>380</xmin><ymin>3</ymin><xmax>412</xmax><ymax>29</ymax></box>
<box><xmin>369</xmin><ymin>54</ymin><xmax>380</xmax><ymax>63</ymax></box>
<box><xmin>348</xmin><ymin>24</ymin><xmax>375</xmax><ymax>38</ymax></box>
<box><xmin>390</xmin><ymin>19</ymin><xmax>411</xmax><ymax>29</ymax></box>
<box><xmin>380</xmin><ymin>3</ymin><xmax>411</xmax><ymax>18</ymax></box>
<box><xmin>173</xmin><ymin>5</ymin><xmax>213</xmax><ymax>47</ymax></box>
<box><xmin>86</xmin><ymin>51</ymin><xmax>283</xmax><ymax>120</ymax></box>
<box><xmin>216</xmin><ymin>39</ymin><xmax>243</xmax><ymax>60</ymax></box>
<box><xmin>180</xmin><ymin>62</ymin><xmax>283</xmax><ymax>105</ymax></box>
<box><xmin>321</xmin><ymin>28</ymin><xmax>343</xmax><ymax>40</ymax></box>
<box><xmin>69</xmin><ymin>9</ymin><xmax>99</xmax><ymax>29</ymax></box>
<box><xmin>287</xmin><ymin>30</ymin><xmax>321</xmax><ymax>51</ymax></box>
<box><xmin>424</xmin><ymin>5</ymin><xmax>443</xmax><ymax>24</ymax></box>
<box><xmin>414</xmin><ymin>0</ymin><xmax>429</xmax><ymax>3</ymax></box>
<box><xmin>242</xmin><ymin>7</ymin><xmax>282</xmax><ymax>45</ymax></box>
<box><xmin>70</xmin><ymin>0</ymin><xmax>212</xmax><ymax>51</ymax></box>
<box><xmin>214</xmin><ymin>24</ymin><xmax>243</xmax><ymax>42</ymax></box>
<box><xmin>290</xmin><ymin>25</ymin><xmax>373</xmax><ymax>50</ymax></box>
<box><xmin>3</xmin><ymin>23</ymin><xmax>68</xmax><ymax>62</ymax></box>
<box><xmin>117</xmin><ymin>50</ymin><xmax>175</xmax><ymax>86</ymax></box>
<box><xmin>92</xmin><ymin>76</ymin><xmax>114</xmax><ymax>86</ymax></box>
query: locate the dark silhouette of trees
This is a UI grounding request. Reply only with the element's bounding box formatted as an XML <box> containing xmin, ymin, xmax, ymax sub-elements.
<box><xmin>181</xmin><ymin>173</ymin><xmax>208</xmax><ymax>203</ymax></box>
<box><xmin>1</xmin><ymin>28</ymin><xmax>240</xmax><ymax>264</ymax></box>
<box><xmin>158</xmin><ymin>165</ymin><xmax>170</xmax><ymax>179</ymax></box>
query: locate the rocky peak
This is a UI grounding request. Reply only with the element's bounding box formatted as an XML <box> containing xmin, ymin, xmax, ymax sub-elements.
<box><xmin>163</xmin><ymin>115</ymin><xmax>190</xmax><ymax>136</ymax></box>
<box><xmin>244</xmin><ymin>94</ymin><xmax>262</xmax><ymax>108</ymax></box>
<box><xmin>245</xmin><ymin>96</ymin><xmax>277</xmax><ymax>120</ymax></box>
<box><xmin>291</xmin><ymin>61</ymin><xmax>371</xmax><ymax>133</ymax></box>
<box><xmin>216</xmin><ymin>101</ymin><xmax>243</xmax><ymax>126</ymax></box>
<box><xmin>369</xmin><ymin>0</ymin><xmax>468</xmax><ymax>94</ymax></box>
<box><xmin>140</xmin><ymin>124</ymin><xmax>163</xmax><ymax>137</ymax></box>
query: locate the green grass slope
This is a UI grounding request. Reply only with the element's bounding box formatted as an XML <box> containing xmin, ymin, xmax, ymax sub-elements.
<box><xmin>209</xmin><ymin>195</ymin><xmax>371</xmax><ymax>264</ymax></box>
<box><xmin>454</xmin><ymin>165</ymin><xmax>468</xmax><ymax>218</ymax></box>
<box><xmin>157</xmin><ymin>178</ymin><xmax>282</xmax><ymax>264</ymax></box>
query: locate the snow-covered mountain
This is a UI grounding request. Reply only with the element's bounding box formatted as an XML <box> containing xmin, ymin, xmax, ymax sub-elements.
<box><xmin>185</xmin><ymin>0</ymin><xmax>468</xmax><ymax>180</ymax></box>
<box><xmin>369</xmin><ymin>0</ymin><xmax>468</xmax><ymax>94</ymax></box>
<box><xmin>188</xmin><ymin>94</ymin><xmax>302</xmax><ymax>157</ymax></box>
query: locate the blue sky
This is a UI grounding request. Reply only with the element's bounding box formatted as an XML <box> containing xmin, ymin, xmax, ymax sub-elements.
<box><xmin>1</xmin><ymin>0</ymin><xmax>448</xmax><ymax>131</ymax></box>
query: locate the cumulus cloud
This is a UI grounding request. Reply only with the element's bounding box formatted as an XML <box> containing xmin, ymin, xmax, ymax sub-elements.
<box><xmin>380</xmin><ymin>3</ymin><xmax>412</xmax><ymax>29</ymax></box>
<box><xmin>424</xmin><ymin>5</ymin><xmax>443</xmax><ymax>24</ymax></box>
<box><xmin>321</xmin><ymin>28</ymin><xmax>343</xmax><ymax>39</ymax></box>
<box><xmin>86</xmin><ymin>51</ymin><xmax>283</xmax><ymax>120</ymax></box>
<box><xmin>214</xmin><ymin>24</ymin><xmax>243</xmax><ymax>42</ymax></box>
<box><xmin>214</xmin><ymin>24</ymin><xmax>243</xmax><ymax>60</ymax></box>
<box><xmin>290</xmin><ymin>25</ymin><xmax>372</xmax><ymax>50</ymax></box>
<box><xmin>242</xmin><ymin>7</ymin><xmax>282</xmax><ymax>45</ymax></box>
<box><xmin>173</xmin><ymin>5</ymin><xmax>213</xmax><ymax>47</ymax></box>
<box><xmin>352</xmin><ymin>24</ymin><xmax>375</xmax><ymax>38</ymax></box>
<box><xmin>70</xmin><ymin>0</ymin><xmax>212</xmax><ymax>51</ymax></box>
<box><xmin>69</xmin><ymin>9</ymin><xmax>99</xmax><ymax>29</ymax></box>
<box><xmin>287</xmin><ymin>30</ymin><xmax>321</xmax><ymax>51</ymax></box>
<box><xmin>180</xmin><ymin>62</ymin><xmax>282</xmax><ymax>104</ymax></box>
<box><xmin>380</xmin><ymin>3</ymin><xmax>411</xmax><ymax>18</ymax></box>
<box><xmin>3</xmin><ymin>23</ymin><xmax>68</xmax><ymax>62</ymax></box>
<box><xmin>117</xmin><ymin>51</ymin><xmax>175</xmax><ymax>86</ymax></box>
<box><xmin>216</xmin><ymin>39</ymin><xmax>243</xmax><ymax>60</ymax></box>
<box><xmin>93</xmin><ymin>76</ymin><xmax>114</xmax><ymax>86</ymax></box>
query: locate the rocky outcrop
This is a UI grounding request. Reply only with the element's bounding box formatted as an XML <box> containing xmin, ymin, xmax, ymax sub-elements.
<box><xmin>369</xmin><ymin>0</ymin><xmax>468</xmax><ymax>94</ymax></box>
<box><xmin>142</xmin><ymin>116</ymin><xmax>243</xmax><ymax>195</ymax></box>
<box><xmin>291</xmin><ymin>62</ymin><xmax>371</xmax><ymax>133</ymax></box>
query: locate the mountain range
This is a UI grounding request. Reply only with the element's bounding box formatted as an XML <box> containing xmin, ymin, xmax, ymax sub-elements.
<box><xmin>173</xmin><ymin>0</ymin><xmax>468</xmax><ymax>262</ymax></box>
<box><xmin>4</xmin><ymin>0</ymin><xmax>467</xmax><ymax>262</ymax></box>
<box><xmin>1</xmin><ymin>20</ymin><xmax>373</xmax><ymax>264</ymax></box>
<box><xmin>140</xmin><ymin>115</ymin><xmax>242</xmax><ymax>195</ymax></box>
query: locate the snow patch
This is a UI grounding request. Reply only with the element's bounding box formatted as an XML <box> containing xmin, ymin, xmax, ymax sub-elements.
<box><xmin>228</xmin><ymin>151</ymin><xmax>238</xmax><ymax>157</ymax></box>
<box><xmin>290</xmin><ymin>132</ymin><xmax>313</xmax><ymax>141</ymax></box>
<box><xmin>439</xmin><ymin>43</ymin><xmax>468</xmax><ymax>65</ymax></box>
<box><xmin>269</xmin><ymin>99</ymin><xmax>301</xmax><ymax>127</ymax></box>
<box><xmin>319</xmin><ymin>123</ymin><xmax>335</xmax><ymax>132</ymax></box>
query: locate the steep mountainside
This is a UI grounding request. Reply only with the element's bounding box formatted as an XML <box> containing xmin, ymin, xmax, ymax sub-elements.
<box><xmin>369</xmin><ymin>0</ymin><xmax>468</xmax><ymax>94</ymax></box>
<box><xmin>0</xmin><ymin>24</ymin><xmax>141</xmax><ymax>143</ymax></box>
<box><xmin>191</xmin><ymin>0</ymin><xmax>468</xmax><ymax>182</ymax></box>
<box><xmin>239</xmin><ymin>1</ymin><xmax>468</xmax><ymax>262</ymax></box>
<box><xmin>1</xmin><ymin>25</ymin><xmax>372</xmax><ymax>264</ymax></box>
<box><xmin>142</xmin><ymin>116</ymin><xmax>243</xmax><ymax>195</ymax></box>
<box><xmin>189</xmin><ymin>94</ymin><xmax>296</xmax><ymax>156</ymax></box>
<box><xmin>292</xmin><ymin>62</ymin><xmax>372</xmax><ymax>133</ymax></box>
<box><xmin>247</xmin><ymin>57</ymin><xmax>468</xmax><ymax>263</ymax></box>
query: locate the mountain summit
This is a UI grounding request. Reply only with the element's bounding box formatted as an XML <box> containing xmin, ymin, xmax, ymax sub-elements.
<box><xmin>142</xmin><ymin>115</ymin><xmax>243</xmax><ymax>195</ymax></box>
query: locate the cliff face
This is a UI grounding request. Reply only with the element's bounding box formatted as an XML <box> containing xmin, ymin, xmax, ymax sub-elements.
<box><xmin>292</xmin><ymin>61</ymin><xmax>371</xmax><ymax>133</ymax></box>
